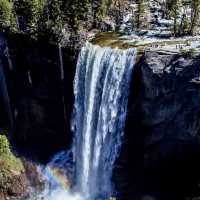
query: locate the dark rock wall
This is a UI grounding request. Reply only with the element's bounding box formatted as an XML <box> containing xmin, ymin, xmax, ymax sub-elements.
<box><xmin>115</xmin><ymin>52</ymin><xmax>200</xmax><ymax>200</ymax></box>
<box><xmin>0</xmin><ymin>33</ymin><xmax>13</xmax><ymax>129</ymax></box>
<box><xmin>5</xmin><ymin>34</ymin><xmax>76</xmax><ymax>161</ymax></box>
<box><xmin>0</xmin><ymin>54</ymin><xmax>11</xmax><ymax>128</ymax></box>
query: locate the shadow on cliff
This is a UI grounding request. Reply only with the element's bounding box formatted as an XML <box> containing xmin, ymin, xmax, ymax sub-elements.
<box><xmin>115</xmin><ymin>52</ymin><xmax>200</xmax><ymax>200</ymax></box>
<box><xmin>5</xmin><ymin>33</ymin><xmax>77</xmax><ymax>162</ymax></box>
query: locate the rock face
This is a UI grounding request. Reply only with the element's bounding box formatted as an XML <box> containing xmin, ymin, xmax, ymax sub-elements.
<box><xmin>116</xmin><ymin>51</ymin><xmax>200</xmax><ymax>200</ymax></box>
<box><xmin>0</xmin><ymin>159</ymin><xmax>44</xmax><ymax>200</ymax></box>
<box><xmin>2</xmin><ymin>34</ymin><xmax>76</xmax><ymax>161</ymax></box>
<box><xmin>141</xmin><ymin>52</ymin><xmax>200</xmax><ymax>200</ymax></box>
<box><xmin>2</xmin><ymin>172</ymin><xmax>28</xmax><ymax>198</ymax></box>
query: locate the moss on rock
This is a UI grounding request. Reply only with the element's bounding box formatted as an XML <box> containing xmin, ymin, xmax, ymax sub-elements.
<box><xmin>0</xmin><ymin>130</ymin><xmax>27</xmax><ymax>199</ymax></box>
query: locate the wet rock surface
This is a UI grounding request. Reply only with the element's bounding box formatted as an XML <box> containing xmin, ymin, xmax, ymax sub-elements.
<box><xmin>1</xmin><ymin>34</ymin><xmax>76</xmax><ymax>161</ymax></box>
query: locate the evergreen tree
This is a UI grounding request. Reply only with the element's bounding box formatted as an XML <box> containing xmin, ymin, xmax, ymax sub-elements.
<box><xmin>94</xmin><ymin>0</ymin><xmax>110</xmax><ymax>21</ymax></box>
<box><xmin>14</xmin><ymin>0</ymin><xmax>45</xmax><ymax>35</ymax></box>
<box><xmin>62</xmin><ymin>0</ymin><xmax>91</xmax><ymax>33</ymax></box>
<box><xmin>190</xmin><ymin>0</ymin><xmax>200</xmax><ymax>35</ymax></box>
<box><xmin>38</xmin><ymin>0</ymin><xmax>64</xmax><ymax>42</ymax></box>
<box><xmin>178</xmin><ymin>0</ymin><xmax>190</xmax><ymax>35</ymax></box>
<box><xmin>134</xmin><ymin>0</ymin><xmax>148</xmax><ymax>30</ymax></box>
<box><xmin>164</xmin><ymin>0</ymin><xmax>177</xmax><ymax>19</ymax></box>
<box><xmin>170</xmin><ymin>0</ymin><xmax>182</xmax><ymax>36</ymax></box>
<box><xmin>110</xmin><ymin>0</ymin><xmax>129</xmax><ymax>29</ymax></box>
<box><xmin>0</xmin><ymin>0</ymin><xmax>16</xmax><ymax>32</ymax></box>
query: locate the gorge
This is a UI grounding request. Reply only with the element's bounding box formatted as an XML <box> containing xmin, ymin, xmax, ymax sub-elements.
<box><xmin>2</xmin><ymin>0</ymin><xmax>200</xmax><ymax>199</ymax></box>
<box><xmin>1</xmin><ymin>32</ymin><xmax>200</xmax><ymax>200</ymax></box>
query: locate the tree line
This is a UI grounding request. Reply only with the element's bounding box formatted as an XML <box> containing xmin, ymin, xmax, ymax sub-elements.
<box><xmin>0</xmin><ymin>0</ymin><xmax>200</xmax><ymax>43</ymax></box>
<box><xmin>0</xmin><ymin>0</ymin><xmax>116</xmax><ymax>43</ymax></box>
<box><xmin>0</xmin><ymin>0</ymin><xmax>92</xmax><ymax>42</ymax></box>
<box><xmin>113</xmin><ymin>0</ymin><xmax>200</xmax><ymax>36</ymax></box>
<box><xmin>157</xmin><ymin>0</ymin><xmax>200</xmax><ymax>36</ymax></box>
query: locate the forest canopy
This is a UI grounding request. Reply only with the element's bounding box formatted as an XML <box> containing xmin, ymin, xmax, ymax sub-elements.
<box><xmin>0</xmin><ymin>0</ymin><xmax>200</xmax><ymax>43</ymax></box>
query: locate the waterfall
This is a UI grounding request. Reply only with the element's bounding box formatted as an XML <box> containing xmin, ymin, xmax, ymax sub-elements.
<box><xmin>58</xmin><ymin>43</ymin><xmax>67</xmax><ymax>129</ymax></box>
<box><xmin>5</xmin><ymin>40</ymin><xmax>14</xmax><ymax>71</ymax></box>
<box><xmin>58</xmin><ymin>43</ymin><xmax>64</xmax><ymax>81</ymax></box>
<box><xmin>72</xmin><ymin>42</ymin><xmax>137</xmax><ymax>199</ymax></box>
<box><xmin>0</xmin><ymin>61</ymin><xmax>13</xmax><ymax>130</ymax></box>
<box><xmin>0</xmin><ymin>33</ymin><xmax>13</xmax><ymax>130</ymax></box>
<box><xmin>25</xmin><ymin>42</ymin><xmax>137</xmax><ymax>200</ymax></box>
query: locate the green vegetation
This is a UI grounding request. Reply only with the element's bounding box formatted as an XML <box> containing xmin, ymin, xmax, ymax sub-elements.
<box><xmin>0</xmin><ymin>134</ymin><xmax>10</xmax><ymax>154</ymax></box>
<box><xmin>163</xmin><ymin>0</ymin><xmax>200</xmax><ymax>36</ymax></box>
<box><xmin>1</xmin><ymin>0</ymin><xmax>200</xmax><ymax>42</ymax></box>
<box><xmin>134</xmin><ymin>0</ymin><xmax>148</xmax><ymax>30</ymax></box>
<box><xmin>0</xmin><ymin>0</ymin><xmax>16</xmax><ymax>31</ymax></box>
<box><xmin>38</xmin><ymin>0</ymin><xmax>64</xmax><ymax>42</ymax></box>
<box><xmin>189</xmin><ymin>0</ymin><xmax>200</xmax><ymax>35</ymax></box>
<box><xmin>62</xmin><ymin>0</ymin><xmax>91</xmax><ymax>33</ymax></box>
<box><xmin>14</xmin><ymin>0</ymin><xmax>45</xmax><ymax>35</ymax></box>
<box><xmin>95</xmin><ymin>0</ymin><xmax>110</xmax><ymax>22</ymax></box>
<box><xmin>180</xmin><ymin>48</ymin><xmax>199</xmax><ymax>58</ymax></box>
<box><xmin>0</xmin><ymin>130</ymin><xmax>24</xmax><ymax>190</ymax></box>
<box><xmin>0</xmin><ymin>0</ymin><xmax>92</xmax><ymax>42</ymax></box>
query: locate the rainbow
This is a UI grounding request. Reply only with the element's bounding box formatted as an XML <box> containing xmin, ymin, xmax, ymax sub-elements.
<box><xmin>44</xmin><ymin>166</ymin><xmax>71</xmax><ymax>191</ymax></box>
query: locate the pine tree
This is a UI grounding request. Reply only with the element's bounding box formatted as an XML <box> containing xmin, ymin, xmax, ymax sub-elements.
<box><xmin>190</xmin><ymin>0</ymin><xmax>200</xmax><ymax>35</ymax></box>
<box><xmin>0</xmin><ymin>0</ymin><xmax>16</xmax><ymax>32</ymax></box>
<box><xmin>178</xmin><ymin>0</ymin><xmax>191</xmax><ymax>35</ymax></box>
<box><xmin>38</xmin><ymin>0</ymin><xmax>64</xmax><ymax>42</ymax></box>
<box><xmin>94</xmin><ymin>0</ymin><xmax>110</xmax><ymax>21</ymax></box>
<box><xmin>170</xmin><ymin>0</ymin><xmax>182</xmax><ymax>36</ymax></box>
<box><xmin>134</xmin><ymin>0</ymin><xmax>148</xmax><ymax>30</ymax></box>
<box><xmin>14</xmin><ymin>0</ymin><xmax>45</xmax><ymax>35</ymax></box>
<box><xmin>62</xmin><ymin>0</ymin><xmax>91</xmax><ymax>33</ymax></box>
<box><xmin>110</xmin><ymin>0</ymin><xmax>129</xmax><ymax>29</ymax></box>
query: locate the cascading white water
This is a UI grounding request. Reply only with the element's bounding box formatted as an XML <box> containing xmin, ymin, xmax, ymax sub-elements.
<box><xmin>0</xmin><ymin>62</ymin><xmax>13</xmax><ymax>128</ymax></box>
<box><xmin>25</xmin><ymin>42</ymin><xmax>137</xmax><ymax>200</ymax></box>
<box><xmin>0</xmin><ymin>34</ymin><xmax>13</xmax><ymax>130</ymax></box>
<box><xmin>72</xmin><ymin>42</ymin><xmax>137</xmax><ymax>199</ymax></box>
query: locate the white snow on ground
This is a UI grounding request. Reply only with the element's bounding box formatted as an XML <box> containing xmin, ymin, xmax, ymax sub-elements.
<box><xmin>158</xmin><ymin>19</ymin><xmax>174</xmax><ymax>26</ymax></box>
<box><xmin>118</xmin><ymin>30</ymin><xmax>200</xmax><ymax>53</ymax></box>
<box><xmin>121</xmin><ymin>34</ymin><xmax>200</xmax><ymax>52</ymax></box>
<box><xmin>117</xmin><ymin>1</ymin><xmax>200</xmax><ymax>53</ymax></box>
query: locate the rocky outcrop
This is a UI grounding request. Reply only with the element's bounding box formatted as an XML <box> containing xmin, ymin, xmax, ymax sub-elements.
<box><xmin>0</xmin><ymin>133</ymin><xmax>45</xmax><ymax>200</ymax></box>
<box><xmin>141</xmin><ymin>52</ymin><xmax>200</xmax><ymax>200</ymax></box>
<box><xmin>0</xmin><ymin>159</ymin><xmax>44</xmax><ymax>200</ymax></box>
<box><xmin>116</xmin><ymin>51</ymin><xmax>200</xmax><ymax>200</ymax></box>
<box><xmin>0</xmin><ymin>134</ymin><xmax>28</xmax><ymax>200</ymax></box>
<box><xmin>0</xmin><ymin>173</ymin><xmax>28</xmax><ymax>200</ymax></box>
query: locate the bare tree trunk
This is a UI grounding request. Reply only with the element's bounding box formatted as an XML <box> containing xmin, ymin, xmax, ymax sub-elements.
<box><xmin>190</xmin><ymin>10</ymin><xmax>197</xmax><ymax>35</ymax></box>
<box><xmin>173</xmin><ymin>10</ymin><xmax>178</xmax><ymax>36</ymax></box>
<box><xmin>190</xmin><ymin>1</ymin><xmax>200</xmax><ymax>35</ymax></box>
<box><xmin>178</xmin><ymin>13</ymin><xmax>186</xmax><ymax>36</ymax></box>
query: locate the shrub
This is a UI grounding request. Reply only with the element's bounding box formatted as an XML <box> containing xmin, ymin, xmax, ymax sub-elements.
<box><xmin>0</xmin><ymin>0</ymin><xmax>16</xmax><ymax>31</ymax></box>
<box><xmin>0</xmin><ymin>132</ymin><xmax>24</xmax><ymax>189</ymax></box>
<box><xmin>180</xmin><ymin>48</ymin><xmax>199</xmax><ymax>58</ymax></box>
<box><xmin>0</xmin><ymin>135</ymin><xmax>10</xmax><ymax>154</ymax></box>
